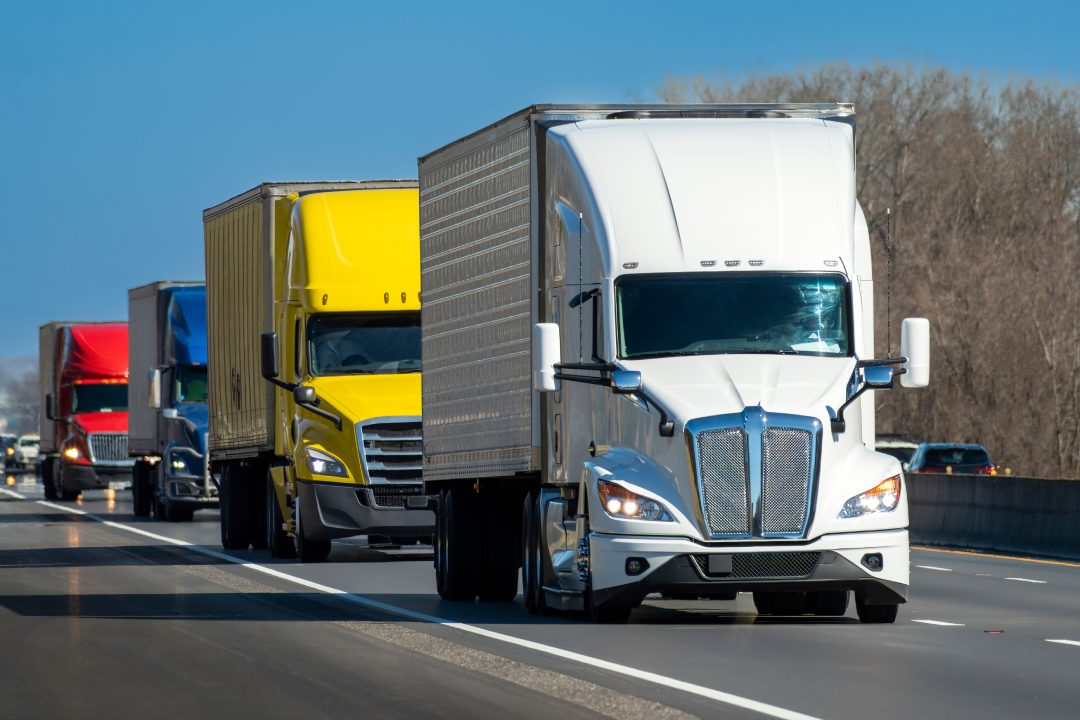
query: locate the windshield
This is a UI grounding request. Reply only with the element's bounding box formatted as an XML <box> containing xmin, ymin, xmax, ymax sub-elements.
<box><xmin>923</xmin><ymin>448</ymin><xmax>991</xmax><ymax>467</ymax></box>
<box><xmin>308</xmin><ymin>312</ymin><xmax>421</xmax><ymax>375</ymax></box>
<box><xmin>616</xmin><ymin>273</ymin><xmax>850</xmax><ymax>359</ymax></box>
<box><xmin>72</xmin><ymin>383</ymin><xmax>128</xmax><ymax>413</ymax></box>
<box><xmin>175</xmin><ymin>365</ymin><xmax>208</xmax><ymax>403</ymax></box>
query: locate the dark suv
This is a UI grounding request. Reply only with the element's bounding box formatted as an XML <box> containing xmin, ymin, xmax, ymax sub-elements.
<box><xmin>908</xmin><ymin>443</ymin><xmax>996</xmax><ymax>474</ymax></box>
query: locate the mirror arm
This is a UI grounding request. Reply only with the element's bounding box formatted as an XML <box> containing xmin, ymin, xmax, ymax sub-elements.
<box><xmin>298</xmin><ymin>401</ymin><xmax>342</xmax><ymax>432</ymax></box>
<box><xmin>856</xmin><ymin>356</ymin><xmax>908</xmax><ymax>369</ymax></box>
<box><xmin>636</xmin><ymin>388</ymin><xmax>675</xmax><ymax>437</ymax></box>
<box><xmin>263</xmin><ymin>376</ymin><xmax>297</xmax><ymax>393</ymax></box>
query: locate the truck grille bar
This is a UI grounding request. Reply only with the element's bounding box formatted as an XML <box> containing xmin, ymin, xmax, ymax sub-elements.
<box><xmin>687</xmin><ymin>408</ymin><xmax>820</xmax><ymax>540</ymax></box>
<box><xmin>88</xmin><ymin>432</ymin><xmax>131</xmax><ymax>465</ymax></box>
<box><xmin>357</xmin><ymin>418</ymin><xmax>423</xmax><ymax>484</ymax></box>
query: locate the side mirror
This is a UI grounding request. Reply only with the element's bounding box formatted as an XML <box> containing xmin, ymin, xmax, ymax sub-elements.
<box><xmin>862</xmin><ymin>365</ymin><xmax>894</xmax><ymax>389</ymax></box>
<box><xmin>294</xmin><ymin>385</ymin><xmax>317</xmax><ymax>405</ymax></box>
<box><xmin>533</xmin><ymin>323</ymin><xmax>561</xmax><ymax>393</ymax></box>
<box><xmin>45</xmin><ymin>393</ymin><xmax>55</xmax><ymax>421</ymax></box>
<box><xmin>900</xmin><ymin>318</ymin><xmax>930</xmax><ymax>388</ymax></box>
<box><xmin>261</xmin><ymin>332</ymin><xmax>279</xmax><ymax>380</ymax></box>
<box><xmin>148</xmin><ymin>368</ymin><xmax>162</xmax><ymax>409</ymax></box>
<box><xmin>611</xmin><ymin>370</ymin><xmax>642</xmax><ymax>394</ymax></box>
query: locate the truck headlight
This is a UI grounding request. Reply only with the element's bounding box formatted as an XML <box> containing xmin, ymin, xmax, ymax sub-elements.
<box><xmin>63</xmin><ymin>446</ymin><xmax>80</xmax><ymax>460</ymax></box>
<box><xmin>838</xmin><ymin>475</ymin><xmax>901</xmax><ymax>518</ymax></box>
<box><xmin>598</xmin><ymin>480</ymin><xmax>672</xmax><ymax>521</ymax></box>
<box><xmin>167</xmin><ymin>450</ymin><xmax>198</xmax><ymax>477</ymax></box>
<box><xmin>306</xmin><ymin>447</ymin><xmax>349</xmax><ymax>478</ymax></box>
<box><xmin>5</xmin><ymin>447</ymin><xmax>13</xmax><ymax>457</ymax></box>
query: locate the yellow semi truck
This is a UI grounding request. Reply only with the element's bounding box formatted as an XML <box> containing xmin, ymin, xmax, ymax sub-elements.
<box><xmin>204</xmin><ymin>182</ymin><xmax>432</xmax><ymax>561</ymax></box>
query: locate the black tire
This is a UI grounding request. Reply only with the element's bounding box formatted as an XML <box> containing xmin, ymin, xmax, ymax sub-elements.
<box><xmin>58</xmin><ymin>467</ymin><xmax>79</xmax><ymax>501</ymax></box>
<box><xmin>855</xmin><ymin>596</ymin><xmax>899</xmax><ymax>624</ymax></box>
<box><xmin>294</xmin><ymin>494</ymin><xmax>331</xmax><ymax>563</ymax></box>
<box><xmin>42</xmin><ymin>458</ymin><xmax>58</xmax><ymax>500</ymax></box>
<box><xmin>266</xmin><ymin>471</ymin><xmax>295</xmax><ymax>559</ymax></box>
<box><xmin>478</xmin><ymin>490</ymin><xmax>521</xmax><ymax>602</ymax></box>
<box><xmin>436</xmin><ymin>486</ymin><xmax>480</xmax><ymax>601</ymax></box>
<box><xmin>806</xmin><ymin>590</ymin><xmax>849</xmax><ymax>617</ymax></box>
<box><xmin>522</xmin><ymin>489</ymin><xmax>549</xmax><ymax>615</ymax></box>
<box><xmin>220</xmin><ymin>463</ymin><xmax>252</xmax><ymax>550</ymax></box>
<box><xmin>249</xmin><ymin>464</ymin><xmax>269</xmax><ymax>550</ymax></box>
<box><xmin>587</xmin><ymin>586</ymin><xmax>632</xmax><ymax>624</ymax></box>
<box><xmin>165</xmin><ymin>504</ymin><xmax>195</xmax><ymax>523</ymax></box>
<box><xmin>132</xmin><ymin>460</ymin><xmax>152</xmax><ymax>517</ymax></box>
<box><xmin>753</xmin><ymin>591</ymin><xmax>806</xmax><ymax>616</ymax></box>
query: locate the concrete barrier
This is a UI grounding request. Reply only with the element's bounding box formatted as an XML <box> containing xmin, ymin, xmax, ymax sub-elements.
<box><xmin>907</xmin><ymin>472</ymin><xmax>1080</xmax><ymax>561</ymax></box>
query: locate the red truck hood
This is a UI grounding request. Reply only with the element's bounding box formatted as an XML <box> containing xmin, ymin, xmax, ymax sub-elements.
<box><xmin>71</xmin><ymin>412</ymin><xmax>128</xmax><ymax>434</ymax></box>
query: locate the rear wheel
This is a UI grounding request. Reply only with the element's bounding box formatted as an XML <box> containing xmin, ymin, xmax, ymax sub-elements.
<box><xmin>249</xmin><ymin>464</ymin><xmax>268</xmax><ymax>550</ymax></box>
<box><xmin>293</xmin><ymin>494</ymin><xmax>331</xmax><ymax>563</ymax></box>
<box><xmin>220</xmin><ymin>463</ymin><xmax>252</xmax><ymax>550</ymax></box>
<box><xmin>478</xmin><ymin>490</ymin><xmax>521</xmax><ymax>602</ymax></box>
<box><xmin>435</xmin><ymin>486</ymin><xmax>480</xmax><ymax>601</ymax></box>
<box><xmin>855</xmin><ymin>596</ymin><xmax>898</xmax><ymax>624</ymax></box>
<box><xmin>42</xmin><ymin>458</ymin><xmax>58</xmax><ymax>500</ymax></box>
<box><xmin>265</xmin><ymin>471</ymin><xmax>295</xmax><ymax>559</ymax></box>
<box><xmin>132</xmin><ymin>460</ymin><xmax>152</xmax><ymax>517</ymax></box>
<box><xmin>522</xmin><ymin>489</ymin><xmax>549</xmax><ymax>615</ymax></box>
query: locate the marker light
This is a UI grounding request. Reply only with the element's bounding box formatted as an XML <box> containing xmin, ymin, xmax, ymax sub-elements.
<box><xmin>305</xmin><ymin>447</ymin><xmax>349</xmax><ymax>478</ymax></box>
<box><xmin>838</xmin><ymin>475</ymin><xmax>902</xmax><ymax>518</ymax></box>
<box><xmin>598</xmin><ymin>480</ymin><xmax>671</xmax><ymax>522</ymax></box>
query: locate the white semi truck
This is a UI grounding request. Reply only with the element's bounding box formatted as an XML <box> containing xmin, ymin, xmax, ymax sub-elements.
<box><xmin>419</xmin><ymin>104</ymin><xmax>929</xmax><ymax>623</ymax></box>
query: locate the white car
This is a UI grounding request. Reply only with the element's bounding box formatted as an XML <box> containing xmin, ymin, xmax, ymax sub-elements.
<box><xmin>13</xmin><ymin>434</ymin><xmax>39</xmax><ymax>469</ymax></box>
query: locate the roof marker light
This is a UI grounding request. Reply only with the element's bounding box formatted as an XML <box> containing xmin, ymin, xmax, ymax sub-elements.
<box><xmin>824</xmin><ymin>260</ymin><xmax>838</xmax><ymax>267</ymax></box>
<box><xmin>700</xmin><ymin>260</ymin><xmax>716</xmax><ymax>267</ymax></box>
<box><xmin>724</xmin><ymin>260</ymin><xmax>740</xmax><ymax>267</ymax></box>
<box><xmin>749</xmin><ymin>260</ymin><xmax>764</xmax><ymax>267</ymax></box>
<box><xmin>622</xmin><ymin>262</ymin><xmax>639</xmax><ymax>270</ymax></box>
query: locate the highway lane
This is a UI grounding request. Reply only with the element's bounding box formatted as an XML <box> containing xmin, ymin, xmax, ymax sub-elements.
<box><xmin>3</xmin><ymin>472</ymin><xmax>1080</xmax><ymax>719</ymax></box>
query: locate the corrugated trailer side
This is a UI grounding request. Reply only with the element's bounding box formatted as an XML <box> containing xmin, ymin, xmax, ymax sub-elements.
<box><xmin>127</xmin><ymin>283</ymin><xmax>160</xmax><ymax>455</ymax></box>
<box><xmin>418</xmin><ymin>110</ymin><xmax>538</xmax><ymax>481</ymax></box>
<box><xmin>37</xmin><ymin>323</ymin><xmax>61</xmax><ymax>453</ymax></box>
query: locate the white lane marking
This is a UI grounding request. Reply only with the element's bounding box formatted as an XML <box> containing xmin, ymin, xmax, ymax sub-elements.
<box><xmin>1046</xmin><ymin>639</ymin><xmax>1080</xmax><ymax>648</ymax></box>
<box><xmin>1</xmin><ymin>489</ymin><xmax>26</xmax><ymax>500</ymax></box>
<box><xmin>915</xmin><ymin>565</ymin><xmax>952</xmax><ymax>572</ymax></box>
<box><xmin>8</xmin><ymin>491</ymin><xmax>823</xmax><ymax>720</ymax></box>
<box><xmin>912</xmin><ymin>619</ymin><xmax>966</xmax><ymax>627</ymax></box>
<box><xmin>1004</xmin><ymin>577</ymin><xmax>1047</xmax><ymax>584</ymax></box>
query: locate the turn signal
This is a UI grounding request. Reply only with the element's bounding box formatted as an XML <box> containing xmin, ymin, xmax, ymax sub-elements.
<box><xmin>838</xmin><ymin>475</ymin><xmax>901</xmax><ymax>518</ymax></box>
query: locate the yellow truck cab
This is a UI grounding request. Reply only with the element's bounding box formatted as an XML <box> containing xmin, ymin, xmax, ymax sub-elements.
<box><xmin>204</xmin><ymin>182</ymin><xmax>432</xmax><ymax>561</ymax></box>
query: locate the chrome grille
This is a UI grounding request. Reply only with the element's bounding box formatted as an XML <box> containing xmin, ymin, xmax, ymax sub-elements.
<box><xmin>88</xmin><ymin>433</ymin><xmax>129</xmax><ymax>463</ymax></box>
<box><xmin>359</xmin><ymin>419</ymin><xmax>422</xmax><ymax>483</ymax></box>
<box><xmin>696</xmin><ymin>428</ymin><xmax>750</xmax><ymax>536</ymax></box>
<box><xmin>692</xmin><ymin>552</ymin><xmax>821</xmax><ymax>579</ymax></box>
<box><xmin>761</xmin><ymin>428</ymin><xmax>813</xmax><ymax>535</ymax></box>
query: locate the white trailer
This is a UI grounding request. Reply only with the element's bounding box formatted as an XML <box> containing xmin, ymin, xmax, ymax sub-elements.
<box><xmin>419</xmin><ymin>104</ymin><xmax>930</xmax><ymax>622</ymax></box>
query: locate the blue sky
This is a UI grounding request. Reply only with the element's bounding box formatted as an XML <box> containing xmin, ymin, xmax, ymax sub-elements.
<box><xmin>1</xmin><ymin>0</ymin><xmax>1077</xmax><ymax>357</ymax></box>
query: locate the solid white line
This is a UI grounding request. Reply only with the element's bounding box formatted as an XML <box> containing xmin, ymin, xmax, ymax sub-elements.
<box><xmin>1</xmin><ymin>489</ymin><xmax>26</xmax><ymax>500</ymax></box>
<box><xmin>1004</xmin><ymin>577</ymin><xmax>1047</xmax><ymax>584</ymax></box>
<box><xmin>912</xmin><ymin>619</ymin><xmax>965</xmax><ymax>627</ymax></box>
<box><xmin>7</xmin><ymin>490</ymin><xmax>824</xmax><ymax>720</ymax></box>
<box><xmin>1046</xmin><ymin>639</ymin><xmax>1080</xmax><ymax>648</ymax></box>
<box><xmin>915</xmin><ymin>565</ymin><xmax>952</xmax><ymax>572</ymax></box>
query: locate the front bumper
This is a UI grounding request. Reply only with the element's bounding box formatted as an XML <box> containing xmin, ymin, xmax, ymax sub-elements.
<box><xmin>298</xmin><ymin>481</ymin><xmax>435</xmax><ymax>541</ymax></box>
<box><xmin>61</xmin><ymin>463</ymin><xmax>133</xmax><ymax>491</ymax></box>
<box><xmin>588</xmin><ymin>529</ymin><xmax>909</xmax><ymax>609</ymax></box>
<box><xmin>163</xmin><ymin>476</ymin><xmax>218</xmax><ymax>507</ymax></box>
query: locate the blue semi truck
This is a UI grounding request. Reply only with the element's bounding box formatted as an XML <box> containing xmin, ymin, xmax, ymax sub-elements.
<box><xmin>128</xmin><ymin>282</ymin><xmax>217</xmax><ymax>521</ymax></box>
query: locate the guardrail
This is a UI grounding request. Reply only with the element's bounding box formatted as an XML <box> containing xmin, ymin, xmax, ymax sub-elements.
<box><xmin>907</xmin><ymin>472</ymin><xmax>1080</xmax><ymax>561</ymax></box>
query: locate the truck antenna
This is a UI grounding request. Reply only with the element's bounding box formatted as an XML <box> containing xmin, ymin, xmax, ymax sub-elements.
<box><xmin>886</xmin><ymin>207</ymin><xmax>893</xmax><ymax>357</ymax></box>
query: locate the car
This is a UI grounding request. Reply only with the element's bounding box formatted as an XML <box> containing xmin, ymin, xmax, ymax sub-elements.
<box><xmin>876</xmin><ymin>435</ymin><xmax>920</xmax><ymax>470</ymax></box>
<box><xmin>907</xmin><ymin>442</ymin><xmax>996</xmax><ymax>474</ymax></box>
<box><xmin>12</xmin><ymin>433</ymin><xmax>40</xmax><ymax>471</ymax></box>
<box><xmin>1</xmin><ymin>434</ymin><xmax>17</xmax><ymax>470</ymax></box>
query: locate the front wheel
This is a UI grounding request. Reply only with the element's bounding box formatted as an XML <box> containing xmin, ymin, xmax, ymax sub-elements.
<box><xmin>42</xmin><ymin>458</ymin><xmax>58</xmax><ymax>500</ymax></box>
<box><xmin>855</xmin><ymin>596</ymin><xmax>898</xmax><ymax>624</ymax></box>
<box><xmin>266</xmin><ymin>471</ymin><xmax>295</xmax><ymax>559</ymax></box>
<box><xmin>293</xmin><ymin>495</ymin><xmax>331</xmax><ymax>563</ymax></box>
<box><xmin>220</xmin><ymin>463</ymin><xmax>252</xmax><ymax>550</ymax></box>
<box><xmin>132</xmin><ymin>460</ymin><xmax>152</xmax><ymax>517</ymax></box>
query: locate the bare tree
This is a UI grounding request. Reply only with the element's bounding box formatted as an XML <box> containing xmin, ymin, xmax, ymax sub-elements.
<box><xmin>661</xmin><ymin>65</ymin><xmax>1080</xmax><ymax>477</ymax></box>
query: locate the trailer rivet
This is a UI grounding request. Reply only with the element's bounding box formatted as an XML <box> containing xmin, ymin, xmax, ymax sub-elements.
<box><xmin>384</xmin><ymin>292</ymin><xmax>389</xmax><ymax>304</ymax></box>
<box><xmin>322</xmin><ymin>293</ymin><xmax>328</xmax><ymax>306</ymax></box>
<box><xmin>401</xmin><ymin>292</ymin><xmax>406</xmax><ymax>304</ymax></box>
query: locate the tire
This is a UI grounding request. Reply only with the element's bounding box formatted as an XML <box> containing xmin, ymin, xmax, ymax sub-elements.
<box><xmin>293</xmin><ymin>494</ymin><xmax>331</xmax><ymax>563</ymax></box>
<box><xmin>522</xmin><ymin>489</ymin><xmax>548</xmax><ymax>615</ymax></box>
<box><xmin>58</xmin><ymin>467</ymin><xmax>79</xmax><ymax>501</ymax></box>
<box><xmin>855</xmin><ymin>596</ymin><xmax>899</xmax><ymax>624</ymax></box>
<box><xmin>436</xmin><ymin>486</ymin><xmax>480</xmax><ymax>601</ymax></box>
<box><xmin>132</xmin><ymin>460</ymin><xmax>152</xmax><ymax>517</ymax></box>
<box><xmin>478</xmin><ymin>490</ymin><xmax>521</xmax><ymax>602</ymax></box>
<box><xmin>753</xmin><ymin>591</ymin><xmax>806</xmax><ymax>616</ymax></box>
<box><xmin>265</xmin><ymin>471</ymin><xmax>295</xmax><ymax>559</ymax></box>
<box><xmin>587</xmin><ymin>585</ymin><xmax>632</xmax><ymax>624</ymax></box>
<box><xmin>220</xmin><ymin>463</ymin><xmax>252</xmax><ymax>550</ymax></box>
<box><xmin>42</xmin><ymin>458</ymin><xmax>58</xmax><ymax>500</ymax></box>
<box><xmin>165</xmin><ymin>504</ymin><xmax>195</xmax><ymax>523</ymax></box>
<box><xmin>806</xmin><ymin>590</ymin><xmax>849</xmax><ymax>617</ymax></box>
<box><xmin>249</xmin><ymin>464</ymin><xmax>268</xmax><ymax>550</ymax></box>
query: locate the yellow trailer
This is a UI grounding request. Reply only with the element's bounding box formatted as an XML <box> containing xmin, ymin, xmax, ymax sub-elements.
<box><xmin>204</xmin><ymin>182</ymin><xmax>431</xmax><ymax>560</ymax></box>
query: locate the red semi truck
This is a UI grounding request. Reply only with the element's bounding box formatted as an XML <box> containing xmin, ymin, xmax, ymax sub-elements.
<box><xmin>39</xmin><ymin>322</ymin><xmax>133</xmax><ymax>500</ymax></box>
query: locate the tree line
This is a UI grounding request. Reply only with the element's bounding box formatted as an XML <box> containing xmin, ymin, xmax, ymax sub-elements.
<box><xmin>661</xmin><ymin>64</ymin><xmax>1080</xmax><ymax>478</ymax></box>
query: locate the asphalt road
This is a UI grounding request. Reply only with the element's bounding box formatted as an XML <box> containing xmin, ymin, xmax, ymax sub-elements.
<box><xmin>2</xmin><ymin>471</ymin><xmax>1079</xmax><ymax>720</ymax></box>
